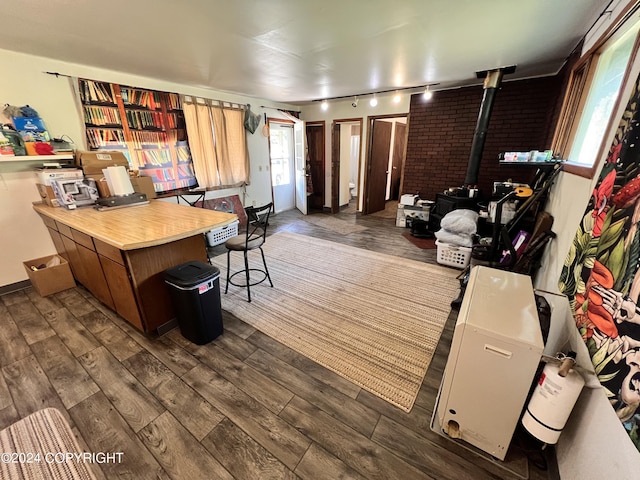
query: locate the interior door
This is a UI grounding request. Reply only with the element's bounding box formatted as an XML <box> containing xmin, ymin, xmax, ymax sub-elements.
<box><xmin>269</xmin><ymin>123</ymin><xmax>295</xmax><ymax>213</ymax></box>
<box><xmin>390</xmin><ymin>123</ymin><xmax>406</xmax><ymax>200</ymax></box>
<box><xmin>293</xmin><ymin>118</ymin><xmax>307</xmax><ymax>215</ymax></box>
<box><xmin>366</xmin><ymin>120</ymin><xmax>392</xmax><ymax>214</ymax></box>
<box><xmin>306</xmin><ymin>123</ymin><xmax>325</xmax><ymax>211</ymax></box>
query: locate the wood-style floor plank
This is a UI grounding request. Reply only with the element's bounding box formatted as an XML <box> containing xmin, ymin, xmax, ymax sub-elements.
<box><xmin>118</xmin><ymin>324</ymin><xmax>200</xmax><ymax>376</ymax></box>
<box><xmin>78</xmin><ymin>309</ymin><xmax>116</xmax><ymax>335</ymax></box>
<box><xmin>246</xmin><ymin>348</ymin><xmax>380</xmax><ymax>438</ymax></box>
<box><xmin>246</xmin><ymin>329</ymin><xmax>362</xmax><ymax>399</ymax></box>
<box><xmin>0</xmin><ymin>404</ymin><xmax>20</xmax><ymax>432</ymax></box>
<box><xmin>280</xmin><ymin>395</ymin><xmax>435</xmax><ymax>480</ymax></box>
<box><xmin>53</xmin><ymin>288</ymin><xmax>97</xmax><ymax>317</ymax></box>
<box><xmin>30</xmin><ymin>335</ymin><xmax>100</xmax><ymax>409</ymax></box>
<box><xmin>123</xmin><ymin>350</ymin><xmax>225</xmax><ymax>441</ymax></box>
<box><xmin>189</xmin><ymin>342</ymin><xmax>295</xmax><ymax>415</ymax></box>
<box><xmin>1</xmin><ymin>355</ymin><xmax>68</xmax><ymax>421</ymax></box>
<box><xmin>78</xmin><ymin>346</ymin><xmax>164</xmax><ymax>432</ymax></box>
<box><xmin>0</xmin><ymin>304</ymin><xmax>32</xmax><ymax>367</ymax></box>
<box><xmin>295</xmin><ymin>443</ymin><xmax>368</xmax><ymax>480</ymax></box>
<box><xmin>25</xmin><ymin>287</ymin><xmax>63</xmax><ymax>316</ymax></box>
<box><xmin>44</xmin><ymin>307</ymin><xmax>100</xmax><ymax>357</ymax></box>
<box><xmin>0</xmin><ymin>373</ymin><xmax>11</xmax><ymax>410</ymax></box>
<box><xmin>69</xmin><ymin>391</ymin><xmax>165</xmax><ymax>480</ymax></box>
<box><xmin>202</xmin><ymin>417</ymin><xmax>297</xmax><ymax>480</ymax></box>
<box><xmin>139</xmin><ymin>411</ymin><xmax>234</xmax><ymax>480</ymax></box>
<box><xmin>183</xmin><ymin>363</ymin><xmax>311</xmax><ymax>470</ymax></box>
<box><xmin>5</xmin><ymin>300</ymin><xmax>55</xmax><ymax>345</ymax></box>
<box><xmin>91</xmin><ymin>322</ymin><xmax>142</xmax><ymax>361</ymax></box>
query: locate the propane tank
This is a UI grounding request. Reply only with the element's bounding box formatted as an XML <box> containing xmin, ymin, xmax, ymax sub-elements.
<box><xmin>521</xmin><ymin>352</ymin><xmax>585</xmax><ymax>445</ymax></box>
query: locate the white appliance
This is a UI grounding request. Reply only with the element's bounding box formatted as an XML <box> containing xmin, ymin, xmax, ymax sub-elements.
<box><xmin>434</xmin><ymin>266</ymin><xmax>543</xmax><ymax>460</ymax></box>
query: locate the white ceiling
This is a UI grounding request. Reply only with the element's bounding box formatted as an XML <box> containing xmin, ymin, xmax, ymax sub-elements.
<box><xmin>0</xmin><ymin>0</ymin><xmax>610</xmax><ymax>104</ymax></box>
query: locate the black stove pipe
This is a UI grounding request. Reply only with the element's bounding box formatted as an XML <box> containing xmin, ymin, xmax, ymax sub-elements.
<box><xmin>464</xmin><ymin>69</ymin><xmax>505</xmax><ymax>187</ymax></box>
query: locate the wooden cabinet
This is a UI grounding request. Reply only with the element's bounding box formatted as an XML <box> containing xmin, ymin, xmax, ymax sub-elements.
<box><xmin>35</xmin><ymin>202</ymin><xmax>235</xmax><ymax>334</ymax></box>
<box><xmin>94</xmin><ymin>238</ymin><xmax>143</xmax><ymax>331</ymax></box>
<box><xmin>42</xmin><ymin>215</ymin><xmax>116</xmax><ymax>312</ymax></box>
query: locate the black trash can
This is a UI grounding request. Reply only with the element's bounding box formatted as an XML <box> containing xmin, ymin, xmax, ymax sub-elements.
<box><xmin>164</xmin><ymin>261</ymin><xmax>223</xmax><ymax>345</ymax></box>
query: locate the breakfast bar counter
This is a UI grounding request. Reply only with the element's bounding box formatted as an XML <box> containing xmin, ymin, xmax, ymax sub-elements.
<box><xmin>34</xmin><ymin>200</ymin><xmax>237</xmax><ymax>334</ymax></box>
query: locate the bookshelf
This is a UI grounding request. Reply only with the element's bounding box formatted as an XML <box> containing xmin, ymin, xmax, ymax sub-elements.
<box><xmin>78</xmin><ymin>79</ymin><xmax>197</xmax><ymax>193</ymax></box>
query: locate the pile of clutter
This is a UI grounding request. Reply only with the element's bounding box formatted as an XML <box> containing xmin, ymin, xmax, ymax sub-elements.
<box><xmin>435</xmin><ymin>209</ymin><xmax>479</xmax><ymax>247</ymax></box>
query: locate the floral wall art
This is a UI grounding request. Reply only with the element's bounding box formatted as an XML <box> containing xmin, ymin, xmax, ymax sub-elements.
<box><xmin>559</xmin><ymin>73</ymin><xmax>640</xmax><ymax>450</ymax></box>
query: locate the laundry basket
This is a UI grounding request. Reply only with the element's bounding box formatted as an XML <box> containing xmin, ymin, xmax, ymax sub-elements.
<box><xmin>435</xmin><ymin>240</ymin><xmax>472</xmax><ymax>269</ymax></box>
<box><xmin>205</xmin><ymin>220</ymin><xmax>239</xmax><ymax>247</ymax></box>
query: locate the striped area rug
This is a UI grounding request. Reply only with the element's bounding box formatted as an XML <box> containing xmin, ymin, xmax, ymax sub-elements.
<box><xmin>211</xmin><ymin>231</ymin><xmax>459</xmax><ymax>412</ymax></box>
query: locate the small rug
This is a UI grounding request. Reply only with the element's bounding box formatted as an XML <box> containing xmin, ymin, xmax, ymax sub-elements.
<box><xmin>212</xmin><ymin>232</ymin><xmax>459</xmax><ymax>412</ymax></box>
<box><xmin>402</xmin><ymin>231</ymin><xmax>437</xmax><ymax>249</ymax></box>
<box><xmin>302</xmin><ymin>215</ymin><xmax>368</xmax><ymax>235</ymax></box>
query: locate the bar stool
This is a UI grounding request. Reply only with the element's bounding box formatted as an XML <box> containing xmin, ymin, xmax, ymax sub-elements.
<box><xmin>224</xmin><ymin>202</ymin><xmax>274</xmax><ymax>302</ymax></box>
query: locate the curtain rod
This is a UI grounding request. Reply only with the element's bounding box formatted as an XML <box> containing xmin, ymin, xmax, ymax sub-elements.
<box><xmin>260</xmin><ymin>105</ymin><xmax>301</xmax><ymax>113</ymax></box>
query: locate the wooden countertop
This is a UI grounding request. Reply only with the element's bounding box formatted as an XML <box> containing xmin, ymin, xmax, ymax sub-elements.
<box><xmin>34</xmin><ymin>200</ymin><xmax>238</xmax><ymax>250</ymax></box>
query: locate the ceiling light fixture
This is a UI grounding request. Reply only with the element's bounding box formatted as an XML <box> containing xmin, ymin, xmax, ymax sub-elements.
<box><xmin>423</xmin><ymin>85</ymin><xmax>433</xmax><ymax>101</ymax></box>
<box><xmin>321</xmin><ymin>99</ymin><xmax>329</xmax><ymax>111</ymax></box>
<box><xmin>369</xmin><ymin>95</ymin><xmax>378</xmax><ymax>107</ymax></box>
<box><xmin>393</xmin><ymin>92</ymin><xmax>401</xmax><ymax>103</ymax></box>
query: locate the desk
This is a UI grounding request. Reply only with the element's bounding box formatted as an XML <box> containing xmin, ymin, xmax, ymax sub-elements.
<box><xmin>34</xmin><ymin>201</ymin><xmax>237</xmax><ymax>333</ymax></box>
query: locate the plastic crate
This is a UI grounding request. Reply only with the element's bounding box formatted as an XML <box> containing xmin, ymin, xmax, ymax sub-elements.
<box><xmin>435</xmin><ymin>240</ymin><xmax>472</xmax><ymax>269</ymax></box>
<box><xmin>206</xmin><ymin>220</ymin><xmax>239</xmax><ymax>247</ymax></box>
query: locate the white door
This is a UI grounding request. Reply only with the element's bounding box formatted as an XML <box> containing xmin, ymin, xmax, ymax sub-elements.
<box><xmin>293</xmin><ymin>118</ymin><xmax>307</xmax><ymax>215</ymax></box>
<box><xmin>269</xmin><ymin>123</ymin><xmax>295</xmax><ymax>213</ymax></box>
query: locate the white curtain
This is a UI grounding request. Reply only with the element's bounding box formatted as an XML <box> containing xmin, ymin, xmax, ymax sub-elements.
<box><xmin>182</xmin><ymin>97</ymin><xmax>250</xmax><ymax>188</ymax></box>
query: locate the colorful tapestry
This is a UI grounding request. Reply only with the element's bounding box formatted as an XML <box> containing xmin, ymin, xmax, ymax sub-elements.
<box><xmin>559</xmin><ymin>74</ymin><xmax>640</xmax><ymax>450</ymax></box>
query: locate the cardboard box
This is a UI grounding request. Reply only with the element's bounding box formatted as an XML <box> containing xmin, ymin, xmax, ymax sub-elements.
<box><xmin>84</xmin><ymin>173</ymin><xmax>156</xmax><ymax>199</ymax></box>
<box><xmin>23</xmin><ymin>255</ymin><xmax>75</xmax><ymax>296</ymax></box>
<box><xmin>75</xmin><ymin>151</ymin><xmax>129</xmax><ymax>175</ymax></box>
<box><xmin>85</xmin><ymin>174</ymin><xmax>111</xmax><ymax>198</ymax></box>
<box><xmin>130</xmin><ymin>175</ymin><xmax>156</xmax><ymax>199</ymax></box>
<box><xmin>36</xmin><ymin>183</ymin><xmax>60</xmax><ymax>207</ymax></box>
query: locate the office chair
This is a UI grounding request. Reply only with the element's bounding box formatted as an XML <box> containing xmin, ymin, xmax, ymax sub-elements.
<box><xmin>224</xmin><ymin>202</ymin><xmax>274</xmax><ymax>302</ymax></box>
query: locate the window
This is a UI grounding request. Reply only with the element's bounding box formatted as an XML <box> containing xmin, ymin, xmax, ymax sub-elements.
<box><xmin>552</xmin><ymin>9</ymin><xmax>640</xmax><ymax>177</ymax></box>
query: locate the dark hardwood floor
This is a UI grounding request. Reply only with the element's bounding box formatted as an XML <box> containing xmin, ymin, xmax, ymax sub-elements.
<box><xmin>0</xmin><ymin>201</ymin><xmax>551</xmax><ymax>479</ymax></box>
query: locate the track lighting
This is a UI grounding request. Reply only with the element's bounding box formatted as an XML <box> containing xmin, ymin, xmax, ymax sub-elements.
<box><xmin>321</xmin><ymin>100</ymin><xmax>329</xmax><ymax>111</ymax></box>
<box><xmin>393</xmin><ymin>92</ymin><xmax>401</xmax><ymax>103</ymax></box>
<box><xmin>423</xmin><ymin>86</ymin><xmax>433</xmax><ymax>101</ymax></box>
<box><xmin>369</xmin><ymin>95</ymin><xmax>378</xmax><ymax>107</ymax></box>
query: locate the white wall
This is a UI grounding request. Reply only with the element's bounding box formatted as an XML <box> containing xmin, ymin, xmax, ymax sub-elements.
<box><xmin>300</xmin><ymin>92</ymin><xmax>410</xmax><ymax>209</ymax></box>
<box><xmin>0</xmin><ymin>48</ymin><xmax>296</xmax><ymax>288</ymax></box>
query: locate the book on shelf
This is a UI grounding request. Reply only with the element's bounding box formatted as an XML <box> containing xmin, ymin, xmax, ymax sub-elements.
<box><xmin>81</xmin><ymin>80</ymin><xmax>115</xmax><ymax>104</ymax></box>
<box><xmin>83</xmin><ymin>106</ymin><xmax>121</xmax><ymax>126</ymax></box>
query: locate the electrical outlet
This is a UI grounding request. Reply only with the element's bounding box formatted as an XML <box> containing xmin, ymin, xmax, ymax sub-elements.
<box><xmin>252</xmin><ymin>200</ymin><xmax>256</xmax><ymax>206</ymax></box>
<box><xmin>258</xmin><ymin>166</ymin><xmax>262</xmax><ymax>172</ymax></box>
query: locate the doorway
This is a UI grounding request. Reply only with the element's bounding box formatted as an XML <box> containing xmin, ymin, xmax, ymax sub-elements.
<box><xmin>330</xmin><ymin>118</ymin><xmax>363</xmax><ymax>213</ymax></box>
<box><xmin>363</xmin><ymin>115</ymin><xmax>408</xmax><ymax>215</ymax></box>
<box><xmin>268</xmin><ymin>121</ymin><xmax>295</xmax><ymax>213</ymax></box>
<box><xmin>306</xmin><ymin>121</ymin><xmax>325</xmax><ymax>212</ymax></box>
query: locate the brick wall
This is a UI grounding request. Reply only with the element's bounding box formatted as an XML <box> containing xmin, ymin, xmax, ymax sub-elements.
<box><xmin>403</xmin><ymin>74</ymin><xmax>567</xmax><ymax>201</ymax></box>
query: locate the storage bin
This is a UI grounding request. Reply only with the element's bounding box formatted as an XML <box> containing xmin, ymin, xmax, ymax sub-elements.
<box><xmin>23</xmin><ymin>255</ymin><xmax>75</xmax><ymax>296</ymax></box>
<box><xmin>435</xmin><ymin>240</ymin><xmax>472</xmax><ymax>269</ymax></box>
<box><xmin>205</xmin><ymin>220</ymin><xmax>239</xmax><ymax>247</ymax></box>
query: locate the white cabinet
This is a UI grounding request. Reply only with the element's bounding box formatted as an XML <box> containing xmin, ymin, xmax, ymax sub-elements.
<box><xmin>434</xmin><ymin>266</ymin><xmax>543</xmax><ymax>460</ymax></box>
